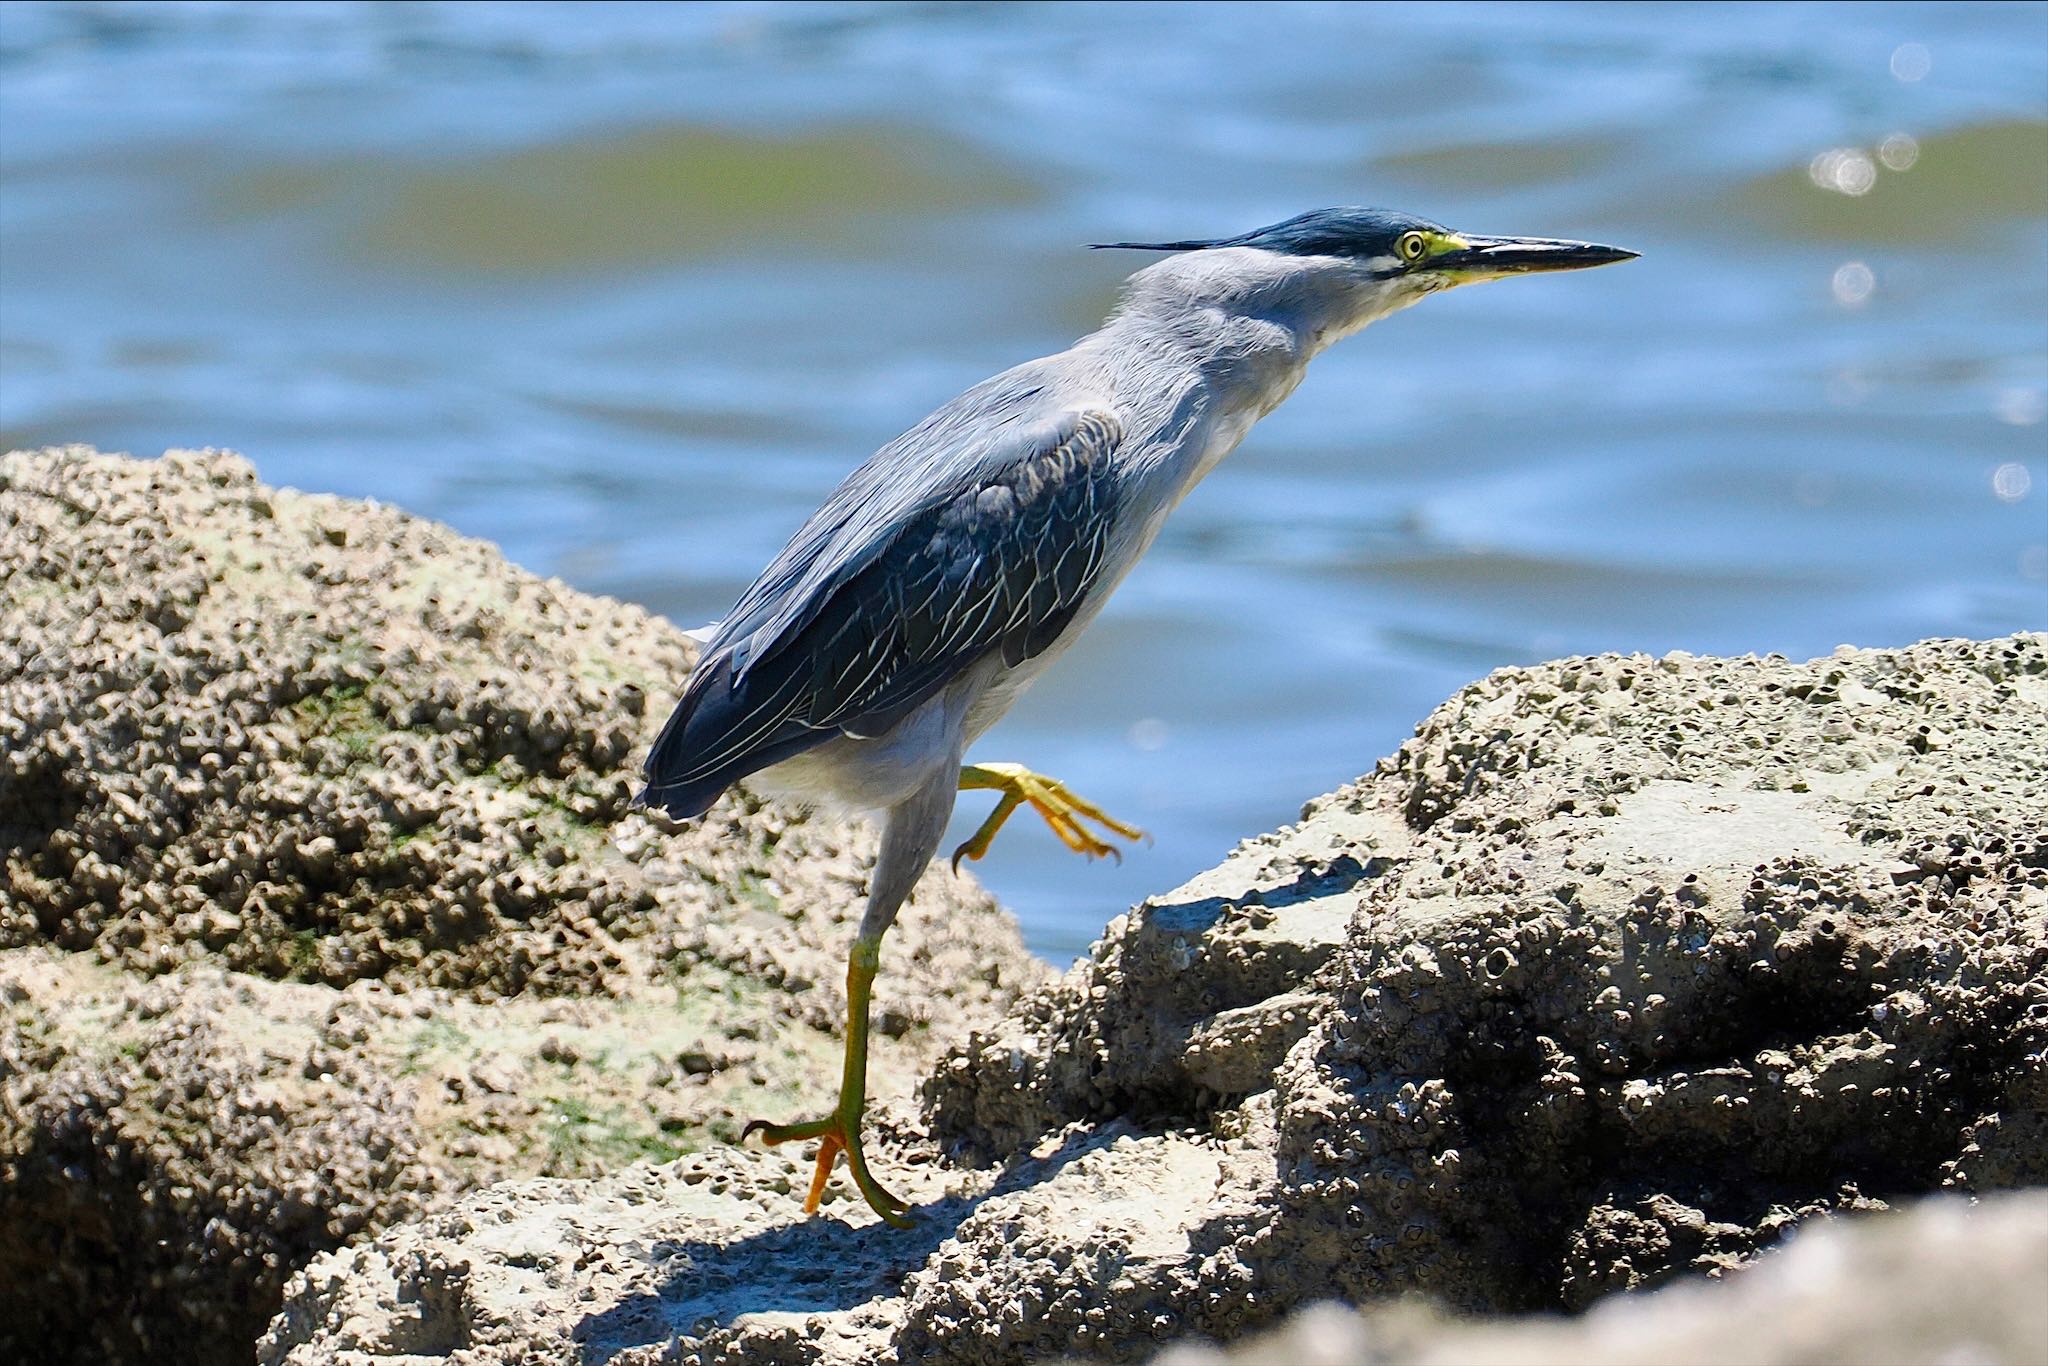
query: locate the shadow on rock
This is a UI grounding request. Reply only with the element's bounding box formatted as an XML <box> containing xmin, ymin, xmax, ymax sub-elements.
<box><xmin>570</xmin><ymin>1126</ymin><xmax>1108</xmax><ymax>1359</ymax></box>
<box><xmin>1143</xmin><ymin>852</ymin><xmax>1388</xmax><ymax>938</ymax></box>
<box><xmin>263</xmin><ymin>626</ymin><xmax>2046</xmax><ymax>1364</ymax></box>
<box><xmin>2</xmin><ymin>448</ymin><xmax>1045</xmax><ymax>1366</ymax></box>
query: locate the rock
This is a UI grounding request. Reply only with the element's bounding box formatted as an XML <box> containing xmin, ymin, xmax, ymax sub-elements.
<box><xmin>0</xmin><ymin>954</ymin><xmax>444</xmax><ymax>1366</ymax></box>
<box><xmin>1149</xmin><ymin>1190</ymin><xmax>2048</xmax><ymax>1364</ymax></box>
<box><xmin>1</xmin><ymin>448</ymin><xmax>1044</xmax><ymax>1366</ymax></box>
<box><xmin>0</xmin><ymin>446</ymin><xmax>1038</xmax><ymax>1021</ymax></box>
<box><xmin>930</xmin><ymin>635</ymin><xmax>2046</xmax><ymax>1339</ymax></box>
<box><xmin>262</xmin><ymin>633</ymin><xmax>2048</xmax><ymax>1364</ymax></box>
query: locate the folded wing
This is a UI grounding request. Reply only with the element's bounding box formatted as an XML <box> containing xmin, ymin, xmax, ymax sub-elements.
<box><xmin>638</xmin><ymin>402</ymin><xmax>1124</xmax><ymax>819</ymax></box>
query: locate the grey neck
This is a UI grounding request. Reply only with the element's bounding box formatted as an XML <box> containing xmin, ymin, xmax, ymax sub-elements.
<box><xmin>1095</xmin><ymin>246</ymin><xmax>1406</xmax><ymax>415</ymax></box>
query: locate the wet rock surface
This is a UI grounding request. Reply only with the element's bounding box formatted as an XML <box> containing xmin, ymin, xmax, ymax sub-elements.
<box><xmin>265</xmin><ymin>631</ymin><xmax>2046</xmax><ymax>1364</ymax></box>
<box><xmin>1</xmin><ymin>448</ymin><xmax>1043</xmax><ymax>1365</ymax></box>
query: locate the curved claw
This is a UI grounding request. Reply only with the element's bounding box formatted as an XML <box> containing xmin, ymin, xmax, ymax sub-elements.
<box><xmin>744</xmin><ymin>1112</ymin><xmax>914</xmax><ymax>1228</ymax></box>
<box><xmin>743</xmin><ymin>1115</ymin><xmax>832</xmax><ymax>1144</ymax></box>
<box><xmin>954</xmin><ymin>763</ymin><xmax>1145</xmax><ymax>869</ymax></box>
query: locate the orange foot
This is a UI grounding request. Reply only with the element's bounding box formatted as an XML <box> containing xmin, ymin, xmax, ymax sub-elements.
<box><xmin>743</xmin><ymin>1109</ymin><xmax>912</xmax><ymax>1227</ymax></box>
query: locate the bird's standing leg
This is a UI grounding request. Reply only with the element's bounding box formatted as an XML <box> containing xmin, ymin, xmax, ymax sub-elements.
<box><xmin>744</xmin><ymin>933</ymin><xmax>908</xmax><ymax>1224</ymax></box>
<box><xmin>952</xmin><ymin>761</ymin><xmax>1145</xmax><ymax>870</ymax></box>
<box><xmin>743</xmin><ymin>765</ymin><xmax>956</xmax><ymax>1227</ymax></box>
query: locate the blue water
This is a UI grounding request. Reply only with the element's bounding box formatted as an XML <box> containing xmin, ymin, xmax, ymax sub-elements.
<box><xmin>4</xmin><ymin>2</ymin><xmax>2044</xmax><ymax>962</ymax></box>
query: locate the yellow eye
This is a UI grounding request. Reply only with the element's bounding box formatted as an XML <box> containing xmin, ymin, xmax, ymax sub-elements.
<box><xmin>1397</xmin><ymin>232</ymin><xmax>1429</xmax><ymax>263</ymax></box>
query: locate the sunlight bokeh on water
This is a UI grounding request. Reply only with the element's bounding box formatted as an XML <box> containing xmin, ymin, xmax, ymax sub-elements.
<box><xmin>3</xmin><ymin>1</ymin><xmax>2043</xmax><ymax>961</ymax></box>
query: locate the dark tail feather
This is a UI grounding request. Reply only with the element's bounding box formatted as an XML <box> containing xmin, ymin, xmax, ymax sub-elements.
<box><xmin>635</xmin><ymin>652</ymin><xmax>832</xmax><ymax>821</ymax></box>
<box><xmin>636</xmin><ymin>654</ymin><xmax>732</xmax><ymax>819</ymax></box>
<box><xmin>632</xmin><ymin>769</ymin><xmax>728</xmax><ymax>822</ymax></box>
<box><xmin>635</xmin><ymin>725</ymin><xmax>726</xmax><ymax>821</ymax></box>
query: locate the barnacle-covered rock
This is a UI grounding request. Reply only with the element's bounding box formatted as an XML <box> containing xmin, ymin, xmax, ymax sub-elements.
<box><xmin>1149</xmin><ymin>1191</ymin><xmax>2048</xmax><ymax>1365</ymax></box>
<box><xmin>1</xmin><ymin>446</ymin><xmax>1038</xmax><ymax>1022</ymax></box>
<box><xmin>1</xmin><ymin>447</ymin><xmax>1044</xmax><ymax>1366</ymax></box>
<box><xmin>266</xmin><ymin>633</ymin><xmax>2047</xmax><ymax>1365</ymax></box>
<box><xmin>0</xmin><ymin>956</ymin><xmax>443</xmax><ymax>1366</ymax></box>
<box><xmin>927</xmin><ymin>634</ymin><xmax>2047</xmax><ymax>1341</ymax></box>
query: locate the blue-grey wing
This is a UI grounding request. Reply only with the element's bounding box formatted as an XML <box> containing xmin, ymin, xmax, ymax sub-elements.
<box><xmin>638</xmin><ymin>399</ymin><xmax>1123</xmax><ymax>817</ymax></box>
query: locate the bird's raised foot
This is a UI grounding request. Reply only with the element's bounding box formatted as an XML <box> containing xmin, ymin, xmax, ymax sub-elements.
<box><xmin>953</xmin><ymin>761</ymin><xmax>1147</xmax><ymax>871</ymax></box>
<box><xmin>742</xmin><ymin>1111</ymin><xmax>913</xmax><ymax>1227</ymax></box>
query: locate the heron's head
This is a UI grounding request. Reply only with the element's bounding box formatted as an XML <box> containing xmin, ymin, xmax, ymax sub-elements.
<box><xmin>1097</xmin><ymin>206</ymin><xmax>1637</xmax><ymax>346</ymax></box>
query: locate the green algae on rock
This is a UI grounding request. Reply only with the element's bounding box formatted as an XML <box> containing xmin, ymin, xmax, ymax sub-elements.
<box><xmin>1</xmin><ymin>446</ymin><xmax>1038</xmax><ymax>1018</ymax></box>
<box><xmin>263</xmin><ymin>633</ymin><xmax>2048</xmax><ymax>1365</ymax></box>
<box><xmin>1</xmin><ymin>446</ymin><xmax>1044</xmax><ymax>1366</ymax></box>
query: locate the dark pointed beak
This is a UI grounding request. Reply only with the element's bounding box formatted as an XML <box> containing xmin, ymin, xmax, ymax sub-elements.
<box><xmin>1432</xmin><ymin>235</ymin><xmax>1639</xmax><ymax>276</ymax></box>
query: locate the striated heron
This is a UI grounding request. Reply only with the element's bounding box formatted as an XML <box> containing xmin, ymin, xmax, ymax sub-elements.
<box><xmin>637</xmin><ymin>207</ymin><xmax>1637</xmax><ymax>1225</ymax></box>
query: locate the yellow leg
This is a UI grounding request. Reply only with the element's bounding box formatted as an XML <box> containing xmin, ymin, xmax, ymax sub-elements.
<box><xmin>742</xmin><ymin>936</ymin><xmax>912</xmax><ymax>1227</ymax></box>
<box><xmin>952</xmin><ymin>762</ymin><xmax>1146</xmax><ymax>871</ymax></box>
